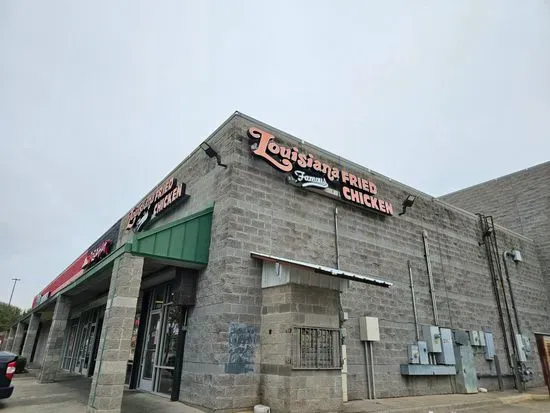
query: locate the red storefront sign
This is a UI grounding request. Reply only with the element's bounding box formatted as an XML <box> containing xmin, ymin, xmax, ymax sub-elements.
<box><xmin>32</xmin><ymin>221</ymin><xmax>120</xmax><ymax>308</ymax></box>
<box><xmin>82</xmin><ymin>239</ymin><xmax>112</xmax><ymax>269</ymax></box>
<box><xmin>32</xmin><ymin>252</ymin><xmax>87</xmax><ymax>308</ymax></box>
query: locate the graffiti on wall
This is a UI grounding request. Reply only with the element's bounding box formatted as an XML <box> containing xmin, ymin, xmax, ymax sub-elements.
<box><xmin>225</xmin><ymin>323</ymin><xmax>258</xmax><ymax>374</ymax></box>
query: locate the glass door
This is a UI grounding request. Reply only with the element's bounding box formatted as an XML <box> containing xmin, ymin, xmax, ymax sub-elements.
<box><xmin>139</xmin><ymin>283</ymin><xmax>188</xmax><ymax>395</ymax></box>
<box><xmin>88</xmin><ymin>316</ymin><xmax>103</xmax><ymax>377</ymax></box>
<box><xmin>81</xmin><ymin>314</ymin><xmax>98</xmax><ymax>377</ymax></box>
<box><xmin>155</xmin><ymin>304</ymin><xmax>181</xmax><ymax>395</ymax></box>
<box><xmin>70</xmin><ymin>308</ymin><xmax>100</xmax><ymax>376</ymax></box>
<box><xmin>61</xmin><ymin>320</ymin><xmax>79</xmax><ymax>371</ymax></box>
<box><xmin>139</xmin><ymin>309</ymin><xmax>161</xmax><ymax>392</ymax></box>
<box><xmin>74</xmin><ymin>322</ymin><xmax>89</xmax><ymax>373</ymax></box>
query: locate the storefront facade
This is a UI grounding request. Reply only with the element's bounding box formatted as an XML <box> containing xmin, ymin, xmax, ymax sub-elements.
<box><xmin>3</xmin><ymin>112</ymin><xmax>550</xmax><ymax>413</ymax></box>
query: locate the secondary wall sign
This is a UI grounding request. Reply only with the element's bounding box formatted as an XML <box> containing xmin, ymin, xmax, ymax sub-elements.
<box><xmin>32</xmin><ymin>220</ymin><xmax>121</xmax><ymax>308</ymax></box>
<box><xmin>248</xmin><ymin>127</ymin><xmax>394</xmax><ymax>216</ymax></box>
<box><xmin>126</xmin><ymin>176</ymin><xmax>189</xmax><ymax>232</ymax></box>
<box><xmin>82</xmin><ymin>239</ymin><xmax>112</xmax><ymax>269</ymax></box>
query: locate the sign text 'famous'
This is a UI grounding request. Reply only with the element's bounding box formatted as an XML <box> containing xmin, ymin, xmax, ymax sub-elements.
<box><xmin>248</xmin><ymin>127</ymin><xmax>394</xmax><ymax>215</ymax></box>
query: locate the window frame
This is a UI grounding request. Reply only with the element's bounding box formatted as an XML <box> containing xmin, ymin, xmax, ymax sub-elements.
<box><xmin>292</xmin><ymin>326</ymin><xmax>342</xmax><ymax>370</ymax></box>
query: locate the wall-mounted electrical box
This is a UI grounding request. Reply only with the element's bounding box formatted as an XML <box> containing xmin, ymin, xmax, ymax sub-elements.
<box><xmin>421</xmin><ymin>325</ymin><xmax>442</xmax><ymax>353</ymax></box>
<box><xmin>469</xmin><ymin>330</ymin><xmax>481</xmax><ymax>346</ymax></box>
<box><xmin>516</xmin><ymin>334</ymin><xmax>527</xmax><ymax>362</ymax></box>
<box><xmin>478</xmin><ymin>331</ymin><xmax>486</xmax><ymax>346</ymax></box>
<box><xmin>418</xmin><ymin>341</ymin><xmax>429</xmax><ymax>365</ymax></box>
<box><xmin>454</xmin><ymin>329</ymin><xmax>470</xmax><ymax>346</ymax></box>
<box><xmin>359</xmin><ymin>317</ymin><xmax>380</xmax><ymax>342</ymax></box>
<box><xmin>408</xmin><ymin>345</ymin><xmax>420</xmax><ymax>364</ymax></box>
<box><xmin>436</xmin><ymin>328</ymin><xmax>456</xmax><ymax>365</ymax></box>
<box><xmin>484</xmin><ymin>331</ymin><xmax>495</xmax><ymax>360</ymax></box>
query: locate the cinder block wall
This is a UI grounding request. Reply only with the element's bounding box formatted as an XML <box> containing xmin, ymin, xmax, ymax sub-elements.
<box><xmin>440</xmin><ymin>162</ymin><xmax>550</xmax><ymax>298</ymax></box>
<box><xmin>31</xmin><ymin>320</ymin><xmax>51</xmax><ymax>367</ymax></box>
<box><xmin>260</xmin><ymin>284</ymin><xmax>341</xmax><ymax>413</ymax></box>
<box><xmin>125</xmin><ymin>113</ymin><xmax>549</xmax><ymax>411</ymax></box>
<box><xmin>226</xmin><ymin>114</ymin><xmax>550</xmax><ymax>403</ymax></box>
<box><xmin>115</xmin><ymin>118</ymin><xmax>263</xmax><ymax>412</ymax></box>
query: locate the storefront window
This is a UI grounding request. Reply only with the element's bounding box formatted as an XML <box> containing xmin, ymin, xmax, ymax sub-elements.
<box><xmin>125</xmin><ymin>310</ymin><xmax>141</xmax><ymax>385</ymax></box>
<box><xmin>62</xmin><ymin>320</ymin><xmax>79</xmax><ymax>370</ymax></box>
<box><xmin>143</xmin><ymin>312</ymin><xmax>161</xmax><ymax>379</ymax></box>
<box><xmin>159</xmin><ymin>306</ymin><xmax>180</xmax><ymax>368</ymax></box>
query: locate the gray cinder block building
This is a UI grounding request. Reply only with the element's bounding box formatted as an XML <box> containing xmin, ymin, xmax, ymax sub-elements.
<box><xmin>3</xmin><ymin>112</ymin><xmax>550</xmax><ymax>413</ymax></box>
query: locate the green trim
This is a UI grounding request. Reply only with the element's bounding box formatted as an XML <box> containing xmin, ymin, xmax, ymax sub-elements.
<box><xmin>28</xmin><ymin>206</ymin><xmax>214</xmax><ymax>315</ymax></box>
<box><xmin>127</xmin><ymin>252</ymin><xmax>207</xmax><ymax>267</ymax></box>
<box><xmin>56</xmin><ymin>243</ymin><xmax>130</xmax><ymax>296</ymax></box>
<box><xmin>131</xmin><ymin>206</ymin><xmax>214</xmax><ymax>265</ymax></box>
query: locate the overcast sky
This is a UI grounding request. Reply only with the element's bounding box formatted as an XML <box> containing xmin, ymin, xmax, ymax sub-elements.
<box><xmin>1</xmin><ymin>1</ymin><xmax>549</xmax><ymax>309</ymax></box>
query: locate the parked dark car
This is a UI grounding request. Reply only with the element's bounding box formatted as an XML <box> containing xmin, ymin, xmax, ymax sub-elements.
<box><xmin>0</xmin><ymin>351</ymin><xmax>17</xmax><ymax>399</ymax></box>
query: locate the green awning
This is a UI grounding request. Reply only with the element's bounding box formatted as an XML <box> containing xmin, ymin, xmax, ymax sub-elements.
<box><xmin>31</xmin><ymin>207</ymin><xmax>214</xmax><ymax>311</ymax></box>
<box><xmin>131</xmin><ymin>206</ymin><xmax>214</xmax><ymax>267</ymax></box>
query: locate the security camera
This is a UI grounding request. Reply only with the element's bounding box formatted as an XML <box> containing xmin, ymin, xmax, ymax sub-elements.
<box><xmin>504</xmin><ymin>250</ymin><xmax>523</xmax><ymax>264</ymax></box>
<box><xmin>511</xmin><ymin>250</ymin><xmax>523</xmax><ymax>263</ymax></box>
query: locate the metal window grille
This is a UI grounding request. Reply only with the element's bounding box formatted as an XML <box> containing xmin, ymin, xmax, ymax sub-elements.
<box><xmin>292</xmin><ymin>327</ymin><xmax>341</xmax><ymax>369</ymax></box>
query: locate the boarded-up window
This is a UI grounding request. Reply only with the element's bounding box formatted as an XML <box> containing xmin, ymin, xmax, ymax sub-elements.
<box><xmin>292</xmin><ymin>327</ymin><xmax>341</xmax><ymax>369</ymax></box>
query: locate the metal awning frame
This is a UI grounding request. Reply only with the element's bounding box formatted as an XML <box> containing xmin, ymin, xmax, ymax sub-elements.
<box><xmin>250</xmin><ymin>251</ymin><xmax>393</xmax><ymax>288</ymax></box>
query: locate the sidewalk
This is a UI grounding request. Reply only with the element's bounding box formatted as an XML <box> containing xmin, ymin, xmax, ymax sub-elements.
<box><xmin>10</xmin><ymin>371</ymin><xmax>550</xmax><ymax>413</ymax></box>
<box><xmin>342</xmin><ymin>387</ymin><xmax>549</xmax><ymax>413</ymax></box>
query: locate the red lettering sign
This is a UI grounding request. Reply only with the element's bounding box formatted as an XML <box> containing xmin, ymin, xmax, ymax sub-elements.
<box><xmin>248</xmin><ymin>127</ymin><xmax>393</xmax><ymax>216</ymax></box>
<box><xmin>82</xmin><ymin>240</ymin><xmax>112</xmax><ymax>269</ymax></box>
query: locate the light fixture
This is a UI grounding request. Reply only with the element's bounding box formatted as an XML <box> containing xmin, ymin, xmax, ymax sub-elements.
<box><xmin>200</xmin><ymin>142</ymin><xmax>227</xmax><ymax>168</ymax></box>
<box><xmin>505</xmin><ymin>249</ymin><xmax>523</xmax><ymax>263</ymax></box>
<box><xmin>398</xmin><ymin>194</ymin><xmax>416</xmax><ymax>216</ymax></box>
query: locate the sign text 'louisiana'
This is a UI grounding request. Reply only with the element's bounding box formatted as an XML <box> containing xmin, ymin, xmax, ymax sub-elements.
<box><xmin>248</xmin><ymin>127</ymin><xmax>394</xmax><ymax>216</ymax></box>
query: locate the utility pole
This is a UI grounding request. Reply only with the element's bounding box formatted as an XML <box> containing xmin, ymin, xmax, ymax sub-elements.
<box><xmin>8</xmin><ymin>278</ymin><xmax>21</xmax><ymax>306</ymax></box>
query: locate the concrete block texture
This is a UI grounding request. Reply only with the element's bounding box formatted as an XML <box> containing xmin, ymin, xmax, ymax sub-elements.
<box><xmin>151</xmin><ymin>114</ymin><xmax>550</xmax><ymax>412</ymax></box>
<box><xmin>60</xmin><ymin>113</ymin><xmax>545</xmax><ymax>412</ymax></box>
<box><xmin>259</xmin><ymin>284</ymin><xmax>342</xmax><ymax>412</ymax></box>
<box><xmin>227</xmin><ymin>115</ymin><xmax>549</xmax><ymax>404</ymax></box>
<box><xmin>87</xmin><ymin>254</ymin><xmax>144</xmax><ymax>413</ymax></box>
<box><xmin>11</xmin><ymin>323</ymin><xmax>26</xmax><ymax>355</ymax></box>
<box><xmin>4</xmin><ymin>326</ymin><xmax>16</xmax><ymax>352</ymax></box>
<box><xmin>38</xmin><ymin>296</ymin><xmax>71</xmax><ymax>383</ymax></box>
<box><xmin>21</xmin><ymin>313</ymin><xmax>41</xmax><ymax>359</ymax></box>
<box><xmin>440</xmin><ymin>161</ymin><xmax>550</xmax><ymax>299</ymax></box>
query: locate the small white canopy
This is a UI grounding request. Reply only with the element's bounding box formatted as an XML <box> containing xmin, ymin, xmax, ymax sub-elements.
<box><xmin>250</xmin><ymin>251</ymin><xmax>393</xmax><ymax>288</ymax></box>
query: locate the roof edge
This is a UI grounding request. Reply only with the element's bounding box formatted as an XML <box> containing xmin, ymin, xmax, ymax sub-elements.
<box><xmin>440</xmin><ymin>160</ymin><xmax>550</xmax><ymax>199</ymax></box>
<box><xmin>234</xmin><ymin>112</ymin><xmax>535</xmax><ymax>243</ymax></box>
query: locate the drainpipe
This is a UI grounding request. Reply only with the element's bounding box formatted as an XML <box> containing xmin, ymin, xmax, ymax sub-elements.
<box><xmin>335</xmin><ymin>208</ymin><xmax>348</xmax><ymax>403</ymax></box>
<box><xmin>422</xmin><ymin>231</ymin><xmax>439</xmax><ymax>325</ymax></box>
<box><xmin>502</xmin><ymin>252</ymin><xmax>522</xmax><ymax>335</ymax></box>
<box><xmin>408</xmin><ymin>261</ymin><xmax>420</xmax><ymax>341</ymax></box>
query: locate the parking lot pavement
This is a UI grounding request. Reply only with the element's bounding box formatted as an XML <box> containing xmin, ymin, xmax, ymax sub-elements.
<box><xmin>0</xmin><ymin>374</ymin><xmax>88</xmax><ymax>412</ymax></box>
